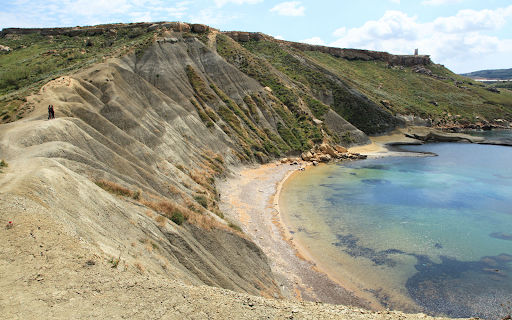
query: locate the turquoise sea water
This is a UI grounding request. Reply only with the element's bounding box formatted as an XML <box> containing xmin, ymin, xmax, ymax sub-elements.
<box><xmin>280</xmin><ymin>132</ymin><xmax>512</xmax><ymax>319</ymax></box>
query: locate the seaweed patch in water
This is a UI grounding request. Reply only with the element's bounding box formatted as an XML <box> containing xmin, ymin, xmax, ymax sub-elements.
<box><xmin>333</xmin><ymin>232</ymin><xmax>512</xmax><ymax>318</ymax></box>
<box><xmin>333</xmin><ymin>234</ymin><xmax>400</xmax><ymax>267</ymax></box>
<box><xmin>360</xmin><ymin>164</ymin><xmax>390</xmax><ymax>170</ymax></box>
<box><xmin>490</xmin><ymin>232</ymin><xmax>512</xmax><ymax>241</ymax></box>
<box><xmin>406</xmin><ymin>253</ymin><xmax>512</xmax><ymax>319</ymax></box>
<box><xmin>361</xmin><ymin>179</ymin><xmax>392</xmax><ymax>186</ymax></box>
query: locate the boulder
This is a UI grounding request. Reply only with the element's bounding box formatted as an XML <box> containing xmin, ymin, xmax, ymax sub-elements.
<box><xmin>335</xmin><ymin>145</ymin><xmax>348</xmax><ymax>153</ymax></box>
<box><xmin>487</xmin><ymin>86</ymin><xmax>500</xmax><ymax>94</ymax></box>
<box><xmin>428</xmin><ymin>100</ymin><xmax>438</xmax><ymax>106</ymax></box>
<box><xmin>313</xmin><ymin>119</ymin><xmax>323</xmax><ymax>125</ymax></box>
<box><xmin>319</xmin><ymin>154</ymin><xmax>332</xmax><ymax>162</ymax></box>
<box><xmin>320</xmin><ymin>144</ymin><xmax>337</xmax><ymax>158</ymax></box>
<box><xmin>192</xmin><ymin>24</ymin><xmax>209</xmax><ymax>33</ymax></box>
<box><xmin>301</xmin><ymin>151</ymin><xmax>313</xmax><ymax>161</ymax></box>
<box><xmin>171</xmin><ymin>22</ymin><xmax>190</xmax><ymax>32</ymax></box>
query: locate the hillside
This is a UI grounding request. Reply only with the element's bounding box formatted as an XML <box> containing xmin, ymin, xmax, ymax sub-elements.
<box><xmin>461</xmin><ymin>68</ymin><xmax>512</xmax><ymax>80</ymax></box>
<box><xmin>0</xmin><ymin>21</ymin><xmax>508</xmax><ymax>318</ymax></box>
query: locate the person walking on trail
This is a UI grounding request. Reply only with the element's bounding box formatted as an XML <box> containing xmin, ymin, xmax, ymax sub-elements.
<box><xmin>48</xmin><ymin>105</ymin><xmax>55</xmax><ymax>119</ymax></box>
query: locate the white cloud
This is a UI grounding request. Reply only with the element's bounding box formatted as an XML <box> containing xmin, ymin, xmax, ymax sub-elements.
<box><xmin>0</xmin><ymin>0</ymin><xmax>192</xmax><ymax>29</ymax></box>
<box><xmin>433</xmin><ymin>8</ymin><xmax>510</xmax><ymax>33</ymax></box>
<box><xmin>332</xmin><ymin>27</ymin><xmax>347</xmax><ymax>38</ymax></box>
<box><xmin>301</xmin><ymin>37</ymin><xmax>325</xmax><ymax>46</ymax></box>
<box><xmin>269</xmin><ymin>1</ymin><xmax>305</xmax><ymax>16</ymax></box>
<box><xmin>422</xmin><ymin>0</ymin><xmax>464</xmax><ymax>5</ymax></box>
<box><xmin>390</xmin><ymin>0</ymin><xmax>400</xmax><ymax>3</ymax></box>
<box><xmin>214</xmin><ymin>0</ymin><xmax>263</xmax><ymax>7</ymax></box>
<box><xmin>189</xmin><ymin>8</ymin><xmax>242</xmax><ymax>25</ymax></box>
<box><xmin>330</xmin><ymin>7</ymin><xmax>512</xmax><ymax>71</ymax></box>
<box><xmin>275</xmin><ymin>35</ymin><xmax>285</xmax><ymax>40</ymax></box>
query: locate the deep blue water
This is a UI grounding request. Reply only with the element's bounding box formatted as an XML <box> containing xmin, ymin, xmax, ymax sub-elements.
<box><xmin>281</xmin><ymin>131</ymin><xmax>512</xmax><ymax>319</ymax></box>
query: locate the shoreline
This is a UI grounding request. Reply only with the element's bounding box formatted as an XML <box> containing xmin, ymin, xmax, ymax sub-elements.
<box><xmin>273</xmin><ymin>165</ymin><xmax>387</xmax><ymax>309</ymax></box>
<box><xmin>217</xmin><ymin>162</ymin><xmax>374</xmax><ymax>309</ymax></box>
<box><xmin>217</xmin><ymin>134</ymin><xmax>420</xmax><ymax>310</ymax></box>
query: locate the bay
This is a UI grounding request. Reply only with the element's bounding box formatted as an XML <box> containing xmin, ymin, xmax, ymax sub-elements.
<box><xmin>280</xmin><ymin>131</ymin><xmax>512</xmax><ymax>319</ymax></box>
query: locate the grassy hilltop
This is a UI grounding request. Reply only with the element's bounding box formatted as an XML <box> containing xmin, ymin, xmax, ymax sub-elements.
<box><xmin>2</xmin><ymin>24</ymin><xmax>512</xmax><ymax>134</ymax></box>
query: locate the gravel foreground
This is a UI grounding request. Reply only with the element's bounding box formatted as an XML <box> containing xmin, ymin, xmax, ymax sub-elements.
<box><xmin>0</xmin><ymin>209</ymin><xmax>459</xmax><ymax>320</ymax></box>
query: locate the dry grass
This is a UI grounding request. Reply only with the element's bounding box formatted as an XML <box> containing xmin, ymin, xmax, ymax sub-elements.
<box><xmin>155</xmin><ymin>215</ymin><xmax>166</xmax><ymax>227</ymax></box>
<box><xmin>94</xmin><ymin>179</ymin><xmax>134</xmax><ymax>197</ymax></box>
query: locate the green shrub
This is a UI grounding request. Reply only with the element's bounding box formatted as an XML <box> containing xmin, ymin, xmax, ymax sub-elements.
<box><xmin>194</xmin><ymin>195</ymin><xmax>208</xmax><ymax>208</ymax></box>
<box><xmin>228</xmin><ymin>221</ymin><xmax>243</xmax><ymax>233</ymax></box>
<box><xmin>0</xmin><ymin>159</ymin><xmax>7</xmax><ymax>167</ymax></box>
<box><xmin>171</xmin><ymin>210</ymin><xmax>185</xmax><ymax>225</ymax></box>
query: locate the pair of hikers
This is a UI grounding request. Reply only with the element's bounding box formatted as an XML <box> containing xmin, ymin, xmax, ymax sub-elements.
<box><xmin>48</xmin><ymin>105</ymin><xmax>55</xmax><ymax>119</ymax></box>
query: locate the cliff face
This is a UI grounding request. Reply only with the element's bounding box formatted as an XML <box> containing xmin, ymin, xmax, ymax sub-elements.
<box><xmin>222</xmin><ymin>31</ymin><xmax>431</xmax><ymax>67</ymax></box>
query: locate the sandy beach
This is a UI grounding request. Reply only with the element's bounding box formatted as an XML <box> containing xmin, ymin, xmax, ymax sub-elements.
<box><xmin>217</xmin><ymin>161</ymin><xmax>377</xmax><ymax>309</ymax></box>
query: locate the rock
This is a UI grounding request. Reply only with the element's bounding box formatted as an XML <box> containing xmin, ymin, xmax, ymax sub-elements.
<box><xmin>301</xmin><ymin>152</ymin><xmax>313</xmax><ymax>161</ymax></box>
<box><xmin>85</xmin><ymin>28</ymin><xmax>105</xmax><ymax>36</ymax></box>
<box><xmin>256</xmin><ymin>152</ymin><xmax>269</xmax><ymax>164</ymax></box>
<box><xmin>380</xmin><ymin>100</ymin><xmax>391</xmax><ymax>109</ymax></box>
<box><xmin>319</xmin><ymin>154</ymin><xmax>332</xmax><ymax>162</ymax></box>
<box><xmin>192</xmin><ymin>24</ymin><xmax>209</xmax><ymax>33</ymax></box>
<box><xmin>428</xmin><ymin>100</ymin><xmax>438</xmax><ymax>106</ymax></box>
<box><xmin>0</xmin><ymin>45</ymin><xmax>11</xmax><ymax>51</ymax></box>
<box><xmin>170</xmin><ymin>22</ymin><xmax>190</xmax><ymax>32</ymax></box>
<box><xmin>238</xmin><ymin>32</ymin><xmax>250</xmax><ymax>42</ymax></box>
<box><xmin>312</xmin><ymin>119</ymin><xmax>323</xmax><ymax>125</ymax></box>
<box><xmin>487</xmin><ymin>86</ymin><xmax>500</xmax><ymax>94</ymax></box>
<box><xmin>320</xmin><ymin>144</ymin><xmax>337</xmax><ymax>158</ymax></box>
<box><xmin>312</xmin><ymin>161</ymin><xmax>319</xmax><ymax>166</ymax></box>
<box><xmin>147</xmin><ymin>24</ymin><xmax>160</xmax><ymax>32</ymax></box>
<box><xmin>335</xmin><ymin>145</ymin><xmax>348</xmax><ymax>153</ymax></box>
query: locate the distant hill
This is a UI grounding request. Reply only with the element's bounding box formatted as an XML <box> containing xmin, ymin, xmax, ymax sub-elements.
<box><xmin>460</xmin><ymin>68</ymin><xmax>512</xmax><ymax>80</ymax></box>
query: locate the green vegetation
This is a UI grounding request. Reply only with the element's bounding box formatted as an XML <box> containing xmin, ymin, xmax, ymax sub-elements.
<box><xmin>170</xmin><ymin>210</ymin><xmax>185</xmax><ymax>225</ymax></box>
<box><xmin>0</xmin><ymin>159</ymin><xmax>7</xmax><ymax>173</ymax></box>
<box><xmin>186</xmin><ymin>65</ymin><xmax>216</xmax><ymax>102</ymax></box>
<box><xmin>461</xmin><ymin>68</ymin><xmax>512</xmax><ymax>81</ymax></box>
<box><xmin>494</xmin><ymin>82</ymin><xmax>512</xmax><ymax>90</ymax></box>
<box><xmin>303</xmin><ymin>51</ymin><xmax>512</xmax><ymax>124</ymax></box>
<box><xmin>228</xmin><ymin>221</ymin><xmax>243</xmax><ymax>233</ymax></box>
<box><xmin>194</xmin><ymin>195</ymin><xmax>208</xmax><ymax>208</ymax></box>
<box><xmin>0</xmin><ymin>28</ymin><xmax>156</xmax><ymax>122</ymax></box>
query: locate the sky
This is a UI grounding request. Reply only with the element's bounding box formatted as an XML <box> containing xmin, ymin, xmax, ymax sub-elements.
<box><xmin>1</xmin><ymin>0</ymin><xmax>511</xmax><ymax>74</ymax></box>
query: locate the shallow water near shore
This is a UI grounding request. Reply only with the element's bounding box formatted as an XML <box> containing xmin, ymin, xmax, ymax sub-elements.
<box><xmin>280</xmin><ymin>135</ymin><xmax>512</xmax><ymax>319</ymax></box>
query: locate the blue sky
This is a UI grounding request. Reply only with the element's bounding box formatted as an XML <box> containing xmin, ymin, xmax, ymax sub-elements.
<box><xmin>1</xmin><ymin>0</ymin><xmax>511</xmax><ymax>73</ymax></box>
